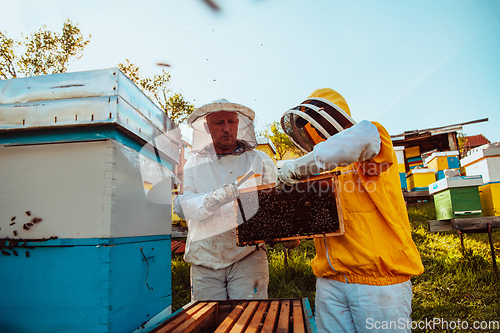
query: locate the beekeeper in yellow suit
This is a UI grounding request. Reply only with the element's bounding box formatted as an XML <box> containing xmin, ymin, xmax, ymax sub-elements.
<box><xmin>278</xmin><ymin>88</ymin><xmax>424</xmax><ymax>333</ymax></box>
<box><xmin>175</xmin><ymin>99</ymin><xmax>276</xmax><ymax>301</ymax></box>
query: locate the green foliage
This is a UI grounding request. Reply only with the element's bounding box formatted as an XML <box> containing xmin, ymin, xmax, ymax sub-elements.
<box><xmin>118</xmin><ymin>60</ymin><xmax>195</xmax><ymax>125</ymax></box>
<box><xmin>267</xmin><ymin>242</ymin><xmax>317</xmax><ymax>304</ymax></box>
<box><xmin>408</xmin><ymin>203</ymin><xmax>500</xmax><ymax>331</ymax></box>
<box><xmin>0</xmin><ymin>19</ymin><xmax>90</xmax><ymax>79</ymax></box>
<box><xmin>259</xmin><ymin>121</ymin><xmax>304</xmax><ymax>160</ymax></box>
<box><xmin>171</xmin><ymin>254</ymin><xmax>191</xmax><ymax>311</ymax></box>
<box><xmin>457</xmin><ymin>131</ymin><xmax>467</xmax><ymax>158</ymax></box>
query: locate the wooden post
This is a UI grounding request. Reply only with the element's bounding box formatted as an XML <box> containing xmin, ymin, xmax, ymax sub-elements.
<box><xmin>487</xmin><ymin>224</ymin><xmax>498</xmax><ymax>274</ymax></box>
<box><xmin>458</xmin><ymin>231</ymin><xmax>465</xmax><ymax>253</ymax></box>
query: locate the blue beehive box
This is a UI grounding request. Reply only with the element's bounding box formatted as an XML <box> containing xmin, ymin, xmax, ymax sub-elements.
<box><xmin>0</xmin><ymin>69</ymin><xmax>180</xmax><ymax>332</ymax></box>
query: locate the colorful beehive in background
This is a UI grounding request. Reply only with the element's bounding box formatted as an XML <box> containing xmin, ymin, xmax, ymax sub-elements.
<box><xmin>256</xmin><ymin>136</ymin><xmax>277</xmax><ymax>165</ymax></box>
<box><xmin>394</xmin><ymin>146</ymin><xmax>407</xmax><ymax>190</ymax></box>
<box><xmin>405</xmin><ymin>145</ymin><xmax>424</xmax><ymax>169</ymax></box>
<box><xmin>407</xmin><ymin>168</ymin><xmax>436</xmax><ymax>191</ymax></box>
<box><xmin>0</xmin><ymin>69</ymin><xmax>180</xmax><ymax>332</ymax></box>
<box><xmin>429</xmin><ymin>175</ymin><xmax>484</xmax><ymax>220</ymax></box>
<box><xmin>460</xmin><ymin>143</ymin><xmax>500</xmax><ymax>185</ymax></box>
<box><xmin>479</xmin><ymin>183</ymin><xmax>500</xmax><ymax>216</ymax></box>
<box><xmin>424</xmin><ymin>151</ymin><xmax>460</xmax><ymax>180</ymax></box>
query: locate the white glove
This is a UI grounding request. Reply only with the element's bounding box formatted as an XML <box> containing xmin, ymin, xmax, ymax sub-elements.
<box><xmin>314</xmin><ymin>120</ymin><xmax>381</xmax><ymax>170</ymax></box>
<box><xmin>173</xmin><ymin>195</ymin><xmax>186</xmax><ymax>220</ymax></box>
<box><xmin>203</xmin><ymin>183</ymin><xmax>239</xmax><ymax>211</ymax></box>
<box><xmin>277</xmin><ymin>152</ymin><xmax>322</xmax><ymax>186</ymax></box>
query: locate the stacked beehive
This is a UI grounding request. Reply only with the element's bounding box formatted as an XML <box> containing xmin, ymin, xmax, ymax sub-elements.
<box><xmin>0</xmin><ymin>69</ymin><xmax>180</xmax><ymax>332</ymax></box>
<box><xmin>406</xmin><ymin>146</ymin><xmax>424</xmax><ymax>169</ymax></box>
<box><xmin>461</xmin><ymin>144</ymin><xmax>500</xmax><ymax>216</ymax></box>
<box><xmin>429</xmin><ymin>175</ymin><xmax>484</xmax><ymax>220</ymax></box>
<box><xmin>394</xmin><ymin>146</ymin><xmax>407</xmax><ymax>190</ymax></box>
<box><xmin>407</xmin><ymin>168</ymin><xmax>436</xmax><ymax>191</ymax></box>
<box><xmin>424</xmin><ymin>151</ymin><xmax>460</xmax><ymax>180</ymax></box>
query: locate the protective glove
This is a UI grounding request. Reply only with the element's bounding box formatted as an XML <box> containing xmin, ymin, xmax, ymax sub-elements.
<box><xmin>173</xmin><ymin>195</ymin><xmax>186</xmax><ymax>220</ymax></box>
<box><xmin>277</xmin><ymin>152</ymin><xmax>323</xmax><ymax>186</ymax></box>
<box><xmin>203</xmin><ymin>183</ymin><xmax>239</xmax><ymax>212</ymax></box>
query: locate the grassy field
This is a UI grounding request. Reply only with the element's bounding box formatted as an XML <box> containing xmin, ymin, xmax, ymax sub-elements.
<box><xmin>171</xmin><ymin>203</ymin><xmax>500</xmax><ymax>331</ymax></box>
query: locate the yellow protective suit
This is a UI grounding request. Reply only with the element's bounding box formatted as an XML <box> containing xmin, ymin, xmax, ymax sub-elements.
<box><xmin>310</xmin><ymin>104</ymin><xmax>424</xmax><ymax>287</ymax></box>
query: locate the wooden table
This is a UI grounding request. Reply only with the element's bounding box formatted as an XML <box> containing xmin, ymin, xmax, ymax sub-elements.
<box><xmin>428</xmin><ymin>216</ymin><xmax>500</xmax><ymax>273</ymax></box>
<box><xmin>404</xmin><ymin>190</ymin><xmax>433</xmax><ymax>205</ymax></box>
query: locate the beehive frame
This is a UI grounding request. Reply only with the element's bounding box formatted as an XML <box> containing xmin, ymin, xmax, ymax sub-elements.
<box><xmin>235</xmin><ymin>172</ymin><xmax>345</xmax><ymax>246</ymax></box>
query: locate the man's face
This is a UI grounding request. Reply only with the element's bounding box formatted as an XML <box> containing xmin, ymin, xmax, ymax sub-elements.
<box><xmin>206</xmin><ymin>111</ymin><xmax>240</xmax><ymax>153</ymax></box>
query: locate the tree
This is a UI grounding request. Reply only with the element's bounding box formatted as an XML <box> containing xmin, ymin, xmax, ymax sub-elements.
<box><xmin>118</xmin><ymin>60</ymin><xmax>195</xmax><ymax>126</ymax></box>
<box><xmin>259</xmin><ymin>121</ymin><xmax>304</xmax><ymax>160</ymax></box>
<box><xmin>0</xmin><ymin>19</ymin><xmax>90</xmax><ymax>79</ymax></box>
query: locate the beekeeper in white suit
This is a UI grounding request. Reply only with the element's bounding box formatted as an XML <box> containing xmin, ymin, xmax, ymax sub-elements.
<box><xmin>174</xmin><ymin>99</ymin><xmax>276</xmax><ymax>301</ymax></box>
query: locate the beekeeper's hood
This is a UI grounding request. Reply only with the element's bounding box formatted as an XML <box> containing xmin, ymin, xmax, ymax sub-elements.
<box><xmin>187</xmin><ymin>98</ymin><xmax>257</xmax><ymax>154</ymax></box>
<box><xmin>280</xmin><ymin>88</ymin><xmax>356</xmax><ymax>153</ymax></box>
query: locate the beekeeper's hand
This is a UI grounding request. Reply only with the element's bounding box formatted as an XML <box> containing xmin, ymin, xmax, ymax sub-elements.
<box><xmin>277</xmin><ymin>152</ymin><xmax>321</xmax><ymax>186</ymax></box>
<box><xmin>203</xmin><ymin>184</ymin><xmax>239</xmax><ymax>211</ymax></box>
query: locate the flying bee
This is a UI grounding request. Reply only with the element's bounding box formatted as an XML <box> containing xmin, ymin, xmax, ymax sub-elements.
<box><xmin>26</xmin><ymin>211</ymin><xmax>31</xmax><ymax>216</ymax></box>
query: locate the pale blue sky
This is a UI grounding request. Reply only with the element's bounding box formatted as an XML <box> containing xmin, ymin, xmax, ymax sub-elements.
<box><xmin>2</xmin><ymin>0</ymin><xmax>500</xmax><ymax>145</ymax></box>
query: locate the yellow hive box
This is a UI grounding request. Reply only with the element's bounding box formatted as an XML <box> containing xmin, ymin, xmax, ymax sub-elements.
<box><xmin>407</xmin><ymin>168</ymin><xmax>436</xmax><ymax>191</ymax></box>
<box><xmin>405</xmin><ymin>146</ymin><xmax>420</xmax><ymax>158</ymax></box>
<box><xmin>479</xmin><ymin>183</ymin><xmax>500</xmax><ymax>216</ymax></box>
<box><xmin>394</xmin><ymin>146</ymin><xmax>406</xmax><ymax>173</ymax></box>
<box><xmin>425</xmin><ymin>151</ymin><xmax>460</xmax><ymax>171</ymax></box>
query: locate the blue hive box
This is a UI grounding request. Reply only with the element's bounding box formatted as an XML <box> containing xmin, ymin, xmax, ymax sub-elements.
<box><xmin>0</xmin><ymin>69</ymin><xmax>181</xmax><ymax>332</ymax></box>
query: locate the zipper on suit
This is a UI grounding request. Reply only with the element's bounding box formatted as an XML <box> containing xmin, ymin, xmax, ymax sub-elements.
<box><xmin>323</xmin><ymin>236</ymin><xmax>350</xmax><ymax>283</ymax></box>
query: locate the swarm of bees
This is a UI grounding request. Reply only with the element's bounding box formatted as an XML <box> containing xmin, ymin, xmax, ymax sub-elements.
<box><xmin>2</xmin><ymin>210</ymin><xmax>45</xmax><ymax>257</ymax></box>
<box><xmin>236</xmin><ymin>178</ymin><xmax>340</xmax><ymax>246</ymax></box>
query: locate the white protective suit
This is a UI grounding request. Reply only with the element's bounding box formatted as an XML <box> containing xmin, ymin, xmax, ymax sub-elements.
<box><xmin>179</xmin><ymin>150</ymin><xmax>276</xmax><ymax>269</ymax></box>
<box><xmin>175</xmin><ymin>98</ymin><xmax>277</xmax><ymax>270</ymax></box>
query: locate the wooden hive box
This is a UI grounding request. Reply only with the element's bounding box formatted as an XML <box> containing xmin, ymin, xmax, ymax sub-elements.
<box><xmin>429</xmin><ymin>176</ymin><xmax>484</xmax><ymax>220</ymax></box>
<box><xmin>235</xmin><ymin>172</ymin><xmax>344</xmax><ymax>246</ymax></box>
<box><xmin>479</xmin><ymin>183</ymin><xmax>500</xmax><ymax>216</ymax></box>
<box><xmin>142</xmin><ymin>298</ymin><xmax>316</xmax><ymax>333</ymax></box>
<box><xmin>406</xmin><ymin>168</ymin><xmax>436</xmax><ymax>191</ymax></box>
<box><xmin>460</xmin><ymin>144</ymin><xmax>500</xmax><ymax>185</ymax></box>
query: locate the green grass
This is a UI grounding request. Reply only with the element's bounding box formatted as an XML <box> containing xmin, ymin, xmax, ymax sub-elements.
<box><xmin>408</xmin><ymin>203</ymin><xmax>500</xmax><ymax>330</ymax></box>
<box><xmin>171</xmin><ymin>253</ymin><xmax>191</xmax><ymax>311</ymax></box>
<box><xmin>171</xmin><ymin>203</ymin><xmax>500</xmax><ymax>332</ymax></box>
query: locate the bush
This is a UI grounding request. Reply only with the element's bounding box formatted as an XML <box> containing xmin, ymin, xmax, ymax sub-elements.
<box><xmin>171</xmin><ymin>254</ymin><xmax>191</xmax><ymax>311</ymax></box>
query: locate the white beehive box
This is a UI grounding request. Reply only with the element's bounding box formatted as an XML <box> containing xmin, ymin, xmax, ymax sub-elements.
<box><xmin>428</xmin><ymin>175</ymin><xmax>484</xmax><ymax>195</ymax></box>
<box><xmin>0</xmin><ymin>68</ymin><xmax>180</xmax><ymax>332</ymax></box>
<box><xmin>460</xmin><ymin>144</ymin><xmax>500</xmax><ymax>184</ymax></box>
<box><xmin>0</xmin><ymin>139</ymin><xmax>173</xmax><ymax>239</ymax></box>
